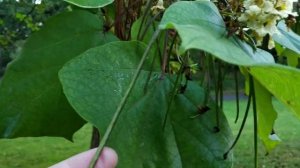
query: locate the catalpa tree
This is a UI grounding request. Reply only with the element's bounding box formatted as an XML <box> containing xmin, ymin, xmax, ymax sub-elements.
<box><xmin>0</xmin><ymin>0</ymin><xmax>300</xmax><ymax>167</ymax></box>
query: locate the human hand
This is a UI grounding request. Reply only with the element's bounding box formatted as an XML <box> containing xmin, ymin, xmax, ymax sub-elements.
<box><xmin>49</xmin><ymin>147</ymin><xmax>118</xmax><ymax>168</ymax></box>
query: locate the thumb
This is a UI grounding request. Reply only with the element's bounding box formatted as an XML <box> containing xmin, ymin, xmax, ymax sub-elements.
<box><xmin>94</xmin><ymin>147</ymin><xmax>118</xmax><ymax>168</ymax></box>
<box><xmin>49</xmin><ymin>147</ymin><xmax>118</xmax><ymax>168</ymax></box>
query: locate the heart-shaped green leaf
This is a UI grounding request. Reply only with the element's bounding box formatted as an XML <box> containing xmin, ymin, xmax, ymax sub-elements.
<box><xmin>0</xmin><ymin>10</ymin><xmax>117</xmax><ymax>139</ymax></box>
<box><xmin>159</xmin><ymin>1</ymin><xmax>300</xmax><ymax>153</ymax></box>
<box><xmin>59</xmin><ymin>41</ymin><xmax>233</xmax><ymax>167</ymax></box>
<box><xmin>59</xmin><ymin>41</ymin><xmax>160</xmax><ymax>130</ymax></box>
<box><xmin>159</xmin><ymin>1</ymin><xmax>259</xmax><ymax>66</ymax></box>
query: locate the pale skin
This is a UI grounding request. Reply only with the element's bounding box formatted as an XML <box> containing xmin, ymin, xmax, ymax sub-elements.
<box><xmin>50</xmin><ymin>147</ymin><xmax>118</xmax><ymax>168</ymax></box>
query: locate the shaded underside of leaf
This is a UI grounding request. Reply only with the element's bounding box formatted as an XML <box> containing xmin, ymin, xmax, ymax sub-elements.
<box><xmin>59</xmin><ymin>41</ymin><xmax>233</xmax><ymax>167</ymax></box>
<box><xmin>273</xmin><ymin>21</ymin><xmax>300</xmax><ymax>54</ymax></box>
<box><xmin>0</xmin><ymin>10</ymin><xmax>116</xmax><ymax>139</ymax></box>
<box><xmin>159</xmin><ymin>1</ymin><xmax>259</xmax><ymax>66</ymax></box>
<box><xmin>159</xmin><ymin>1</ymin><xmax>300</xmax><ymax>153</ymax></box>
<box><xmin>64</xmin><ymin>0</ymin><xmax>114</xmax><ymax>8</ymax></box>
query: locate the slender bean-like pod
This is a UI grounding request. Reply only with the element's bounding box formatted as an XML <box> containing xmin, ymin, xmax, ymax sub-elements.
<box><xmin>234</xmin><ymin>68</ymin><xmax>240</xmax><ymax>123</ymax></box>
<box><xmin>249</xmin><ymin>75</ymin><xmax>258</xmax><ymax>168</ymax></box>
<box><xmin>223</xmin><ymin>76</ymin><xmax>252</xmax><ymax>159</ymax></box>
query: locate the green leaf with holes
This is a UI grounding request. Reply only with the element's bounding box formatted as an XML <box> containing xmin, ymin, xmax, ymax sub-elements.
<box><xmin>0</xmin><ymin>10</ymin><xmax>117</xmax><ymax>139</ymax></box>
<box><xmin>254</xmin><ymin>80</ymin><xmax>280</xmax><ymax>152</ymax></box>
<box><xmin>64</xmin><ymin>0</ymin><xmax>113</xmax><ymax>8</ymax></box>
<box><xmin>59</xmin><ymin>41</ymin><xmax>233</xmax><ymax>167</ymax></box>
<box><xmin>250</xmin><ymin>65</ymin><xmax>300</xmax><ymax>119</ymax></box>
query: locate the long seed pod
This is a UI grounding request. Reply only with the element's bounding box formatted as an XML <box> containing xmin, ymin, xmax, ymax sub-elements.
<box><xmin>162</xmin><ymin>63</ymin><xmax>184</xmax><ymax>129</ymax></box>
<box><xmin>234</xmin><ymin>67</ymin><xmax>240</xmax><ymax>123</ymax></box>
<box><xmin>208</xmin><ymin>57</ymin><xmax>220</xmax><ymax>132</ymax></box>
<box><xmin>203</xmin><ymin>53</ymin><xmax>210</xmax><ymax>106</ymax></box>
<box><xmin>223</xmin><ymin>76</ymin><xmax>252</xmax><ymax>159</ymax></box>
<box><xmin>249</xmin><ymin>75</ymin><xmax>258</xmax><ymax>168</ymax></box>
<box><xmin>218</xmin><ymin>61</ymin><xmax>224</xmax><ymax>112</ymax></box>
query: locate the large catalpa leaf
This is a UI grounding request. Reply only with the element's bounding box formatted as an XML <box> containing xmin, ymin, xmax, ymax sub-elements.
<box><xmin>0</xmin><ymin>10</ymin><xmax>117</xmax><ymax>139</ymax></box>
<box><xmin>59</xmin><ymin>41</ymin><xmax>233</xmax><ymax>167</ymax></box>
<box><xmin>64</xmin><ymin>0</ymin><xmax>113</xmax><ymax>8</ymax></box>
<box><xmin>158</xmin><ymin>0</ymin><xmax>300</xmax><ymax>152</ymax></box>
<box><xmin>158</xmin><ymin>1</ymin><xmax>258</xmax><ymax>66</ymax></box>
<box><xmin>158</xmin><ymin>1</ymin><xmax>275</xmax><ymax>66</ymax></box>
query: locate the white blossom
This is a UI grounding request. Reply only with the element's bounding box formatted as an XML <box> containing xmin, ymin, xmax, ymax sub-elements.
<box><xmin>238</xmin><ymin>0</ymin><xmax>298</xmax><ymax>48</ymax></box>
<box><xmin>151</xmin><ymin>0</ymin><xmax>165</xmax><ymax>11</ymax></box>
<box><xmin>34</xmin><ymin>0</ymin><xmax>42</xmax><ymax>4</ymax></box>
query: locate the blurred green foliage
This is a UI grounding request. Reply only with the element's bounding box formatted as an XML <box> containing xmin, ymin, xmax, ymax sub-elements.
<box><xmin>0</xmin><ymin>0</ymin><xmax>67</xmax><ymax>76</ymax></box>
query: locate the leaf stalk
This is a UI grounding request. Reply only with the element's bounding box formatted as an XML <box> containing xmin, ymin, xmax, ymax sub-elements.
<box><xmin>89</xmin><ymin>30</ymin><xmax>161</xmax><ymax>168</ymax></box>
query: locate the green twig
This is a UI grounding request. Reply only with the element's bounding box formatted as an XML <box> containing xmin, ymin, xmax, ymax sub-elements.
<box><xmin>89</xmin><ymin>30</ymin><xmax>161</xmax><ymax>168</ymax></box>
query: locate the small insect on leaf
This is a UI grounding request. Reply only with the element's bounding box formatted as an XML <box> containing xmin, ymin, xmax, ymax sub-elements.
<box><xmin>177</xmin><ymin>84</ymin><xmax>187</xmax><ymax>94</ymax></box>
<box><xmin>190</xmin><ymin>105</ymin><xmax>210</xmax><ymax>119</ymax></box>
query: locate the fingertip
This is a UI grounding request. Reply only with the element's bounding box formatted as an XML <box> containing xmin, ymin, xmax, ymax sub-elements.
<box><xmin>49</xmin><ymin>147</ymin><xmax>118</xmax><ymax>168</ymax></box>
<box><xmin>96</xmin><ymin>147</ymin><xmax>118</xmax><ymax>168</ymax></box>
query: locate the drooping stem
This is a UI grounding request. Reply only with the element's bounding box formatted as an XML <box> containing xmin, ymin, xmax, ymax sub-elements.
<box><xmin>162</xmin><ymin>64</ymin><xmax>184</xmax><ymax>129</ymax></box>
<box><xmin>161</xmin><ymin>31</ymin><xmax>170</xmax><ymax>74</ymax></box>
<box><xmin>218</xmin><ymin>61</ymin><xmax>224</xmax><ymax>113</ymax></box>
<box><xmin>139</xmin><ymin>11</ymin><xmax>163</xmax><ymax>40</ymax></box>
<box><xmin>137</xmin><ymin>0</ymin><xmax>153</xmax><ymax>40</ymax></box>
<box><xmin>234</xmin><ymin>67</ymin><xmax>240</xmax><ymax>123</ymax></box>
<box><xmin>223</xmin><ymin>77</ymin><xmax>252</xmax><ymax>159</ymax></box>
<box><xmin>249</xmin><ymin>75</ymin><xmax>258</xmax><ymax>168</ymax></box>
<box><xmin>163</xmin><ymin>32</ymin><xmax>177</xmax><ymax>74</ymax></box>
<box><xmin>143</xmin><ymin>34</ymin><xmax>161</xmax><ymax>93</ymax></box>
<box><xmin>89</xmin><ymin>30</ymin><xmax>161</xmax><ymax>168</ymax></box>
<box><xmin>203</xmin><ymin>52</ymin><xmax>211</xmax><ymax>106</ymax></box>
<box><xmin>208</xmin><ymin>56</ymin><xmax>220</xmax><ymax>131</ymax></box>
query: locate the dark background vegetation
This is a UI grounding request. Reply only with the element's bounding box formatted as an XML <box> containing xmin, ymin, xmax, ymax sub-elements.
<box><xmin>0</xmin><ymin>0</ymin><xmax>67</xmax><ymax>76</ymax></box>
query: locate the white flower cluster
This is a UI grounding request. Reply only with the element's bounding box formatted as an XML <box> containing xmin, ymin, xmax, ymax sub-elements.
<box><xmin>151</xmin><ymin>0</ymin><xmax>165</xmax><ymax>11</ymax></box>
<box><xmin>238</xmin><ymin>0</ymin><xmax>298</xmax><ymax>48</ymax></box>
